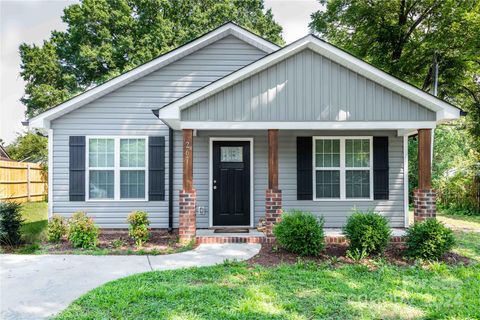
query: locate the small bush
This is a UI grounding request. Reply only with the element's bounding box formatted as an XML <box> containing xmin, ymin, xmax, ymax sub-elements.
<box><xmin>68</xmin><ymin>212</ymin><xmax>98</xmax><ymax>249</ymax></box>
<box><xmin>0</xmin><ymin>202</ymin><xmax>24</xmax><ymax>246</ymax></box>
<box><xmin>343</xmin><ymin>209</ymin><xmax>391</xmax><ymax>255</ymax></box>
<box><xmin>127</xmin><ymin>211</ymin><xmax>150</xmax><ymax>247</ymax></box>
<box><xmin>47</xmin><ymin>215</ymin><xmax>67</xmax><ymax>243</ymax></box>
<box><xmin>273</xmin><ymin>209</ymin><xmax>324</xmax><ymax>256</ymax></box>
<box><xmin>405</xmin><ymin>218</ymin><xmax>455</xmax><ymax>260</ymax></box>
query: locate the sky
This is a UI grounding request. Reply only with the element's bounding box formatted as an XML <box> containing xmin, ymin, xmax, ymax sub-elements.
<box><xmin>0</xmin><ymin>0</ymin><xmax>323</xmax><ymax>144</ymax></box>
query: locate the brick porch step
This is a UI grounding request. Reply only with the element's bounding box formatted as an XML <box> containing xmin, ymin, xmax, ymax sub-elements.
<box><xmin>195</xmin><ymin>228</ymin><xmax>407</xmax><ymax>244</ymax></box>
<box><xmin>195</xmin><ymin>229</ymin><xmax>274</xmax><ymax>244</ymax></box>
<box><xmin>324</xmin><ymin>228</ymin><xmax>407</xmax><ymax>244</ymax></box>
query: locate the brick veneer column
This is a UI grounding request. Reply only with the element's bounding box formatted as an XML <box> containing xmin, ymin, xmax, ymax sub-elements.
<box><xmin>179</xmin><ymin>129</ymin><xmax>196</xmax><ymax>244</ymax></box>
<box><xmin>179</xmin><ymin>189</ymin><xmax>196</xmax><ymax>243</ymax></box>
<box><xmin>265</xmin><ymin>189</ymin><xmax>282</xmax><ymax>237</ymax></box>
<box><xmin>413</xmin><ymin>188</ymin><xmax>436</xmax><ymax>221</ymax></box>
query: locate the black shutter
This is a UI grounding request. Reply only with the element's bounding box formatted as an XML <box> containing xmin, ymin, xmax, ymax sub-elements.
<box><xmin>149</xmin><ymin>136</ymin><xmax>165</xmax><ymax>201</ymax></box>
<box><xmin>297</xmin><ymin>137</ymin><xmax>313</xmax><ymax>200</ymax></box>
<box><xmin>69</xmin><ymin>136</ymin><xmax>85</xmax><ymax>201</ymax></box>
<box><xmin>373</xmin><ymin>137</ymin><xmax>389</xmax><ymax>200</ymax></box>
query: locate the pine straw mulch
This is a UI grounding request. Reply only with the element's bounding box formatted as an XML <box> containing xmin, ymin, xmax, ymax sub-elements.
<box><xmin>247</xmin><ymin>243</ymin><xmax>472</xmax><ymax>269</ymax></box>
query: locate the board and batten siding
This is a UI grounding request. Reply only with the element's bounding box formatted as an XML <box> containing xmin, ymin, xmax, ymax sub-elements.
<box><xmin>50</xmin><ymin>35</ymin><xmax>267</xmax><ymax>228</ymax></box>
<box><xmin>180</xmin><ymin>130</ymin><xmax>404</xmax><ymax>229</ymax></box>
<box><xmin>181</xmin><ymin>49</ymin><xmax>435</xmax><ymax>122</ymax></box>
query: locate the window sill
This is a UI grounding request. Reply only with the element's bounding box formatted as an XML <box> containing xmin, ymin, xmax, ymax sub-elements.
<box><xmin>313</xmin><ymin>198</ymin><xmax>374</xmax><ymax>202</ymax></box>
<box><xmin>85</xmin><ymin>199</ymin><xmax>149</xmax><ymax>202</ymax></box>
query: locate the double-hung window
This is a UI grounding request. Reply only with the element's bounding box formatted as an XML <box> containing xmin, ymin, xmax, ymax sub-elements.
<box><xmin>87</xmin><ymin>137</ymin><xmax>147</xmax><ymax>201</ymax></box>
<box><xmin>313</xmin><ymin>137</ymin><xmax>373</xmax><ymax>200</ymax></box>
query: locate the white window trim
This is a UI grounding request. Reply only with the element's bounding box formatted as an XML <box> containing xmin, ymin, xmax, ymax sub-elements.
<box><xmin>313</xmin><ymin>136</ymin><xmax>373</xmax><ymax>201</ymax></box>
<box><xmin>85</xmin><ymin>136</ymin><xmax>149</xmax><ymax>202</ymax></box>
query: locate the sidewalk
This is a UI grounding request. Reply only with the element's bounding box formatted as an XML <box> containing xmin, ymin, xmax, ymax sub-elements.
<box><xmin>0</xmin><ymin>243</ymin><xmax>260</xmax><ymax>320</ymax></box>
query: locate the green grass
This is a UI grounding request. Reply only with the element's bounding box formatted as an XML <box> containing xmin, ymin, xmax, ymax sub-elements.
<box><xmin>20</xmin><ymin>201</ymin><xmax>48</xmax><ymax>243</ymax></box>
<box><xmin>56</xmin><ymin>261</ymin><xmax>480</xmax><ymax>320</ymax></box>
<box><xmin>453</xmin><ymin>231</ymin><xmax>480</xmax><ymax>263</ymax></box>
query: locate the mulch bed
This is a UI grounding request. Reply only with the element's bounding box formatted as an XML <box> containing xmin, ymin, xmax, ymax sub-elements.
<box><xmin>247</xmin><ymin>243</ymin><xmax>472</xmax><ymax>268</ymax></box>
<box><xmin>30</xmin><ymin>229</ymin><xmax>190</xmax><ymax>254</ymax></box>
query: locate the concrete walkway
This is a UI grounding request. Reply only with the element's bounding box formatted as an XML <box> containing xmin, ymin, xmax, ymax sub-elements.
<box><xmin>0</xmin><ymin>243</ymin><xmax>260</xmax><ymax>320</ymax></box>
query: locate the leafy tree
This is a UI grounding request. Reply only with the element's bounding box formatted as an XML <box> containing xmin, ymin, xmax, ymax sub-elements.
<box><xmin>310</xmin><ymin>0</ymin><xmax>480</xmax><ymax>148</ymax></box>
<box><xmin>6</xmin><ymin>131</ymin><xmax>48</xmax><ymax>164</ymax></box>
<box><xmin>20</xmin><ymin>0</ymin><xmax>284</xmax><ymax>117</ymax></box>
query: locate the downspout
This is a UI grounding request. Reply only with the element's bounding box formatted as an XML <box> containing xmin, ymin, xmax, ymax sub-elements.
<box><xmin>152</xmin><ymin>109</ymin><xmax>174</xmax><ymax>233</ymax></box>
<box><xmin>168</xmin><ymin>127</ymin><xmax>174</xmax><ymax>232</ymax></box>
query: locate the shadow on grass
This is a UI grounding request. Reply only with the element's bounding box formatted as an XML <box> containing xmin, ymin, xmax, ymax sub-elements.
<box><xmin>21</xmin><ymin>219</ymin><xmax>47</xmax><ymax>244</ymax></box>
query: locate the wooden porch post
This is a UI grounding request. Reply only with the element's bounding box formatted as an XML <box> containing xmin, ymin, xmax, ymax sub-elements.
<box><xmin>417</xmin><ymin>129</ymin><xmax>432</xmax><ymax>189</ymax></box>
<box><xmin>179</xmin><ymin>129</ymin><xmax>196</xmax><ymax>243</ymax></box>
<box><xmin>414</xmin><ymin>129</ymin><xmax>436</xmax><ymax>221</ymax></box>
<box><xmin>183</xmin><ymin>129</ymin><xmax>193</xmax><ymax>191</ymax></box>
<box><xmin>265</xmin><ymin>129</ymin><xmax>282</xmax><ymax>237</ymax></box>
<box><xmin>268</xmin><ymin>129</ymin><xmax>279</xmax><ymax>191</ymax></box>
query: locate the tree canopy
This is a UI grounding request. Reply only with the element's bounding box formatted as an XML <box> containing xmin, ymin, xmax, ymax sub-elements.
<box><xmin>20</xmin><ymin>0</ymin><xmax>284</xmax><ymax>117</ymax></box>
<box><xmin>310</xmin><ymin>0</ymin><xmax>480</xmax><ymax>148</ymax></box>
<box><xmin>6</xmin><ymin>131</ymin><xmax>48</xmax><ymax>164</ymax></box>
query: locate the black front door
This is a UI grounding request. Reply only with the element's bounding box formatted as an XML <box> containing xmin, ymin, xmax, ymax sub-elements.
<box><xmin>213</xmin><ymin>141</ymin><xmax>250</xmax><ymax>226</ymax></box>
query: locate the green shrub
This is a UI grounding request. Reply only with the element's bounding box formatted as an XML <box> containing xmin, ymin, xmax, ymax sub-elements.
<box><xmin>0</xmin><ymin>202</ymin><xmax>24</xmax><ymax>246</ymax></box>
<box><xmin>343</xmin><ymin>209</ymin><xmax>391</xmax><ymax>255</ymax></box>
<box><xmin>405</xmin><ymin>218</ymin><xmax>455</xmax><ymax>260</ymax></box>
<box><xmin>68</xmin><ymin>212</ymin><xmax>98</xmax><ymax>249</ymax></box>
<box><xmin>127</xmin><ymin>211</ymin><xmax>150</xmax><ymax>247</ymax></box>
<box><xmin>273</xmin><ymin>209</ymin><xmax>324</xmax><ymax>256</ymax></box>
<box><xmin>47</xmin><ymin>214</ymin><xmax>67</xmax><ymax>243</ymax></box>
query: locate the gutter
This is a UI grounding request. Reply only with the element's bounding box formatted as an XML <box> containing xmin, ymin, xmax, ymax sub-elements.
<box><xmin>153</xmin><ymin>109</ymin><xmax>174</xmax><ymax>232</ymax></box>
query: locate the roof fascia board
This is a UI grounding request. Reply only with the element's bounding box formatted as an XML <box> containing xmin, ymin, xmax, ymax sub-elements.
<box><xmin>160</xmin><ymin>35</ymin><xmax>459</xmax><ymax>122</ymax></box>
<box><xmin>177</xmin><ymin>121</ymin><xmax>436</xmax><ymax>131</ymax></box>
<box><xmin>29</xmin><ymin>23</ymin><xmax>279</xmax><ymax>129</ymax></box>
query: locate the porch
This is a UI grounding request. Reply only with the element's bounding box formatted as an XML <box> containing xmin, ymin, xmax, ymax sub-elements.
<box><xmin>177</xmin><ymin>128</ymin><xmax>435</xmax><ymax>244</ymax></box>
<box><xmin>195</xmin><ymin>228</ymin><xmax>408</xmax><ymax>244</ymax></box>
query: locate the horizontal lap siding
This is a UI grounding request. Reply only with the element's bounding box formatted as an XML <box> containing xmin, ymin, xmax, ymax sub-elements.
<box><xmin>51</xmin><ymin>36</ymin><xmax>266</xmax><ymax>228</ymax></box>
<box><xmin>279</xmin><ymin>131</ymin><xmax>405</xmax><ymax>227</ymax></box>
<box><xmin>184</xmin><ymin>130</ymin><xmax>404</xmax><ymax>229</ymax></box>
<box><xmin>182</xmin><ymin>49</ymin><xmax>435</xmax><ymax>122</ymax></box>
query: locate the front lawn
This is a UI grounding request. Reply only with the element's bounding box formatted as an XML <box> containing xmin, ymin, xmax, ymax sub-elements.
<box><xmin>20</xmin><ymin>201</ymin><xmax>48</xmax><ymax>243</ymax></box>
<box><xmin>56</xmin><ymin>261</ymin><xmax>480</xmax><ymax>320</ymax></box>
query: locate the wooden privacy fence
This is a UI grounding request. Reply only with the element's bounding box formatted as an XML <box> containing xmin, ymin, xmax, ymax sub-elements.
<box><xmin>0</xmin><ymin>160</ymin><xmax>47</xmax><ymax>203</ymax></box>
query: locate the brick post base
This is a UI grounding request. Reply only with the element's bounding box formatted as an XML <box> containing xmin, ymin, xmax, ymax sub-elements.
<box><xmin>179</xmin><ymin>189</ymin><xmax>196</xmax><ymax>244</ymax></box>
<box><xmin>265</xmin><ymin>189</ymin><xmax>282</xmax><ymax>237</ymax></box>
<box><xmin>413</xmin><ymin>188</ymin><xmax>436</xmax><ymax>222</ymax></box>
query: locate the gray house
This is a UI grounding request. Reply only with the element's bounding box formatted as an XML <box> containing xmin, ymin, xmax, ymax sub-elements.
<box><xmin>29</xmin><ymin>23</ymin><xmax>460</xmax><ymax>243</ymax></box>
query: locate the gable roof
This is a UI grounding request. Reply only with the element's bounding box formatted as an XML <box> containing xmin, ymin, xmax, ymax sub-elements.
<box><xmin>156</xmin><ymin>34</ymin><xmax>461</xmax><ymax>124</ymax></box>
<box><xmin>28</xmin><ymin>22</ymin><xmax>280</xmax><ymax>129</ymax></box>
<box><xmin>0</xmin><ymin>145</ymin><xmax>10</xmax><ymax>160</ymax></box>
